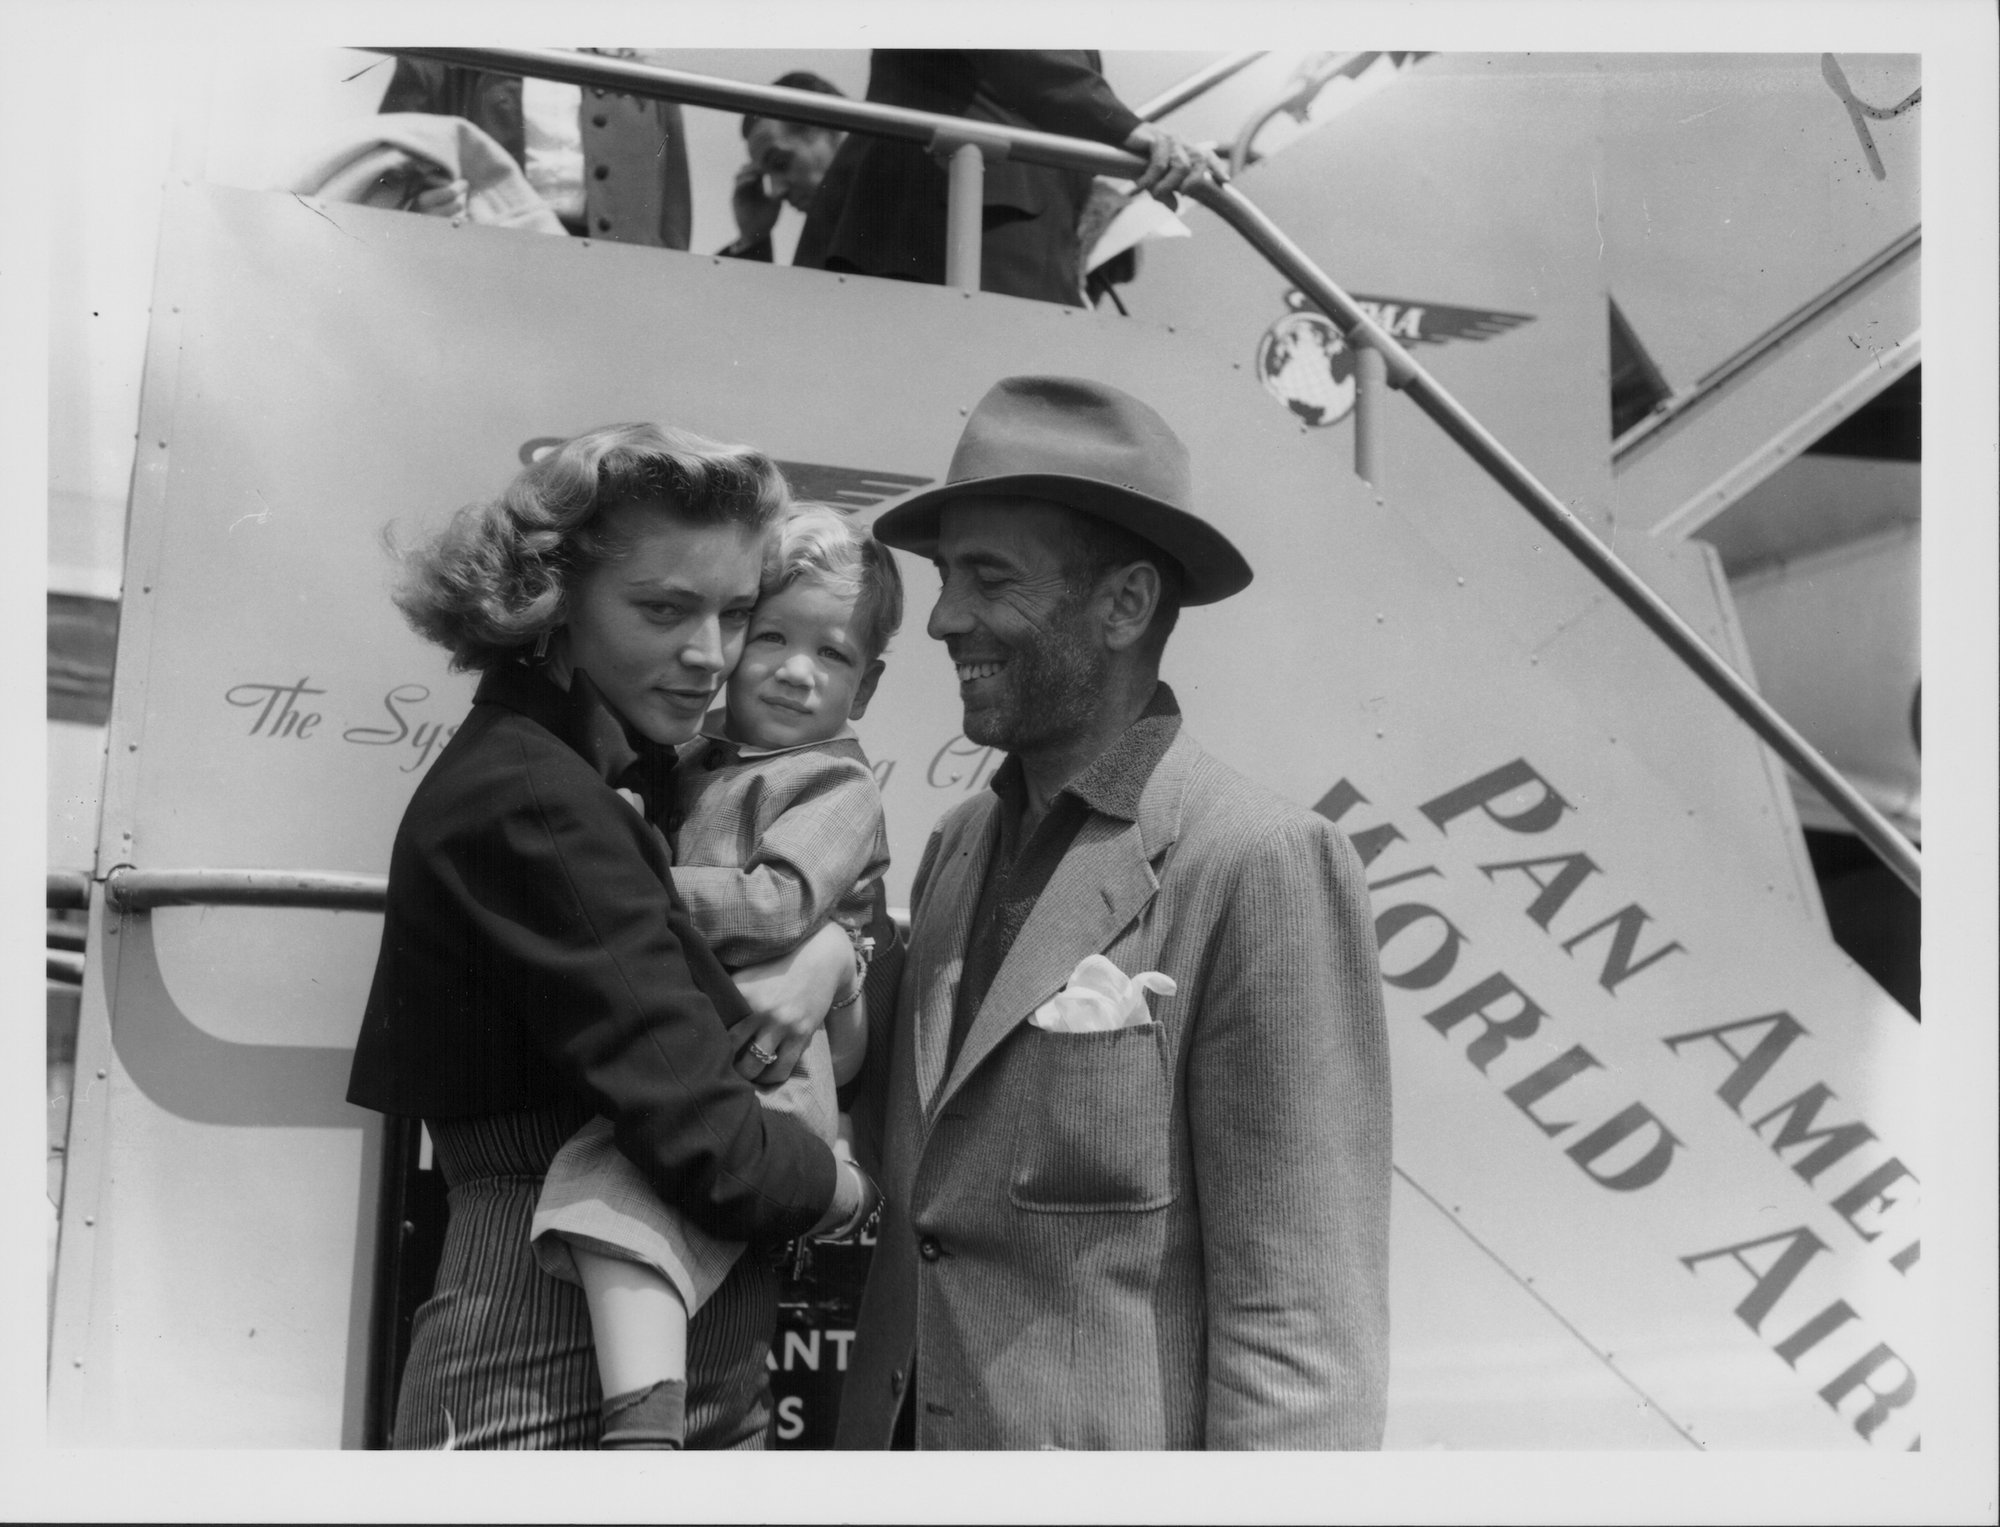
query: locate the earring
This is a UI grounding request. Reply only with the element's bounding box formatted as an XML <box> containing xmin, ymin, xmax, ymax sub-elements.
<box><xmin>532</xmin><ymin>630</ymin><xmax>551</xmax><ymax>662</ymax></box>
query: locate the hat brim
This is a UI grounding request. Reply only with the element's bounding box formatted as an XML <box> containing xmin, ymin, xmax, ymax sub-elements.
<box><xmin>870</xmin><ymin>473</ymin><xmax>1252</xmax><ymax>606</ymax></box>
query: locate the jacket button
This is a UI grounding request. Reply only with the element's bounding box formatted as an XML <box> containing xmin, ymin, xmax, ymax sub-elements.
<box><xmin>918</xmin><ymin>1235</ymin><xmax>943</xmax><ymax>1262</ymax></box>
<box><xmin>890</xmin><ymin>1368</ymin><xmax>905</xmax><ymax>1394</ymax></box>
<box><xmin>593</xmin><ymin>164</ymin><xmax>610</xmax><ymax>180</ymax></box>
<box><xmin>592</xmin><ymin>114</ymin><xmax>608</xmax><ymax>127</ymax></box>
<box><xmin>596</xmin><ymin>218</ymin><xmax>611</xmax><ymax>232</ymax></box>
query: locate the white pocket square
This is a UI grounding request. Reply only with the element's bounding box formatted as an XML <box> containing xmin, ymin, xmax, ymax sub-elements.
<box><xmin>1031</xmin><ymin>954</ymin><xmax>1176</xmax><ymax>1034</ymax></box>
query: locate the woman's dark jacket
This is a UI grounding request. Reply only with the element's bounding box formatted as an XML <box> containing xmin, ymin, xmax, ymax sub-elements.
<box><xmin>347</xmin><ymin>661</ymin><xmax>834</xmax><ymax>1244</ymax></box>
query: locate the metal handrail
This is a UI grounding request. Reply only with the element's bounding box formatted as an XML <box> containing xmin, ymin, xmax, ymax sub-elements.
<box><xmin>369</xmin><ymin>47</ymin><xmax>1919</xmax><ymax>895</ymax></box>
<box><xmin>1615</xmin><ymin>225</ymin><xmax>1922</xmax><ymax>461</ymax></box>
<box><xmin>1133</xmin><ymin>51</ymin><xmax>1268</xmax><ymax>121</ymax></box>
<box><xmin>385</xmin><ymin>48</ymin><xmax>1144</xmax><ymax>178</ymax></box>
<box><xmin>1194</xmin><ymin>183</ymin><xmax>1921</xmax><ymax>890</ymax></box>
<box><xmin>105</xmin><ymin>867</ymin><xmax>388</xmax><ymax>914</ymax></box>
<box><xmin>1229</xmin><ymin>52</ymin><xmax>1368</xmax><ymax>174</ymax></box>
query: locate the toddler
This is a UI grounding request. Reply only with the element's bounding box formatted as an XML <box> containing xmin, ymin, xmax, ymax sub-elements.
<box><xmin>530</xmin><ymin>502</ymin><xmax>901</xmax><ymax>1448</ymax></box>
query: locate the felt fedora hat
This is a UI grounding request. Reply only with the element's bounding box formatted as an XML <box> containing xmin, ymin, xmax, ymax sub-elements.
<box><xmin>871</xmin><ymin>375</ymin><xmax>1253</xmax><ymax>605</ymax></box>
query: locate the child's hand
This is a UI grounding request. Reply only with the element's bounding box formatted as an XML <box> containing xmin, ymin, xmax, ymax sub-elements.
<box><xmin>727</xmin><ymin>922</ymin><xmax>855</xmax><ymax>1083</ymax></box>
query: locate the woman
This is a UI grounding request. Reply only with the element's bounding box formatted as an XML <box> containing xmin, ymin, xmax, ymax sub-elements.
<box><xmin>346</xmin><ymin>424</ymin><xmax>871</xmax><ymax>1449</ymax></box>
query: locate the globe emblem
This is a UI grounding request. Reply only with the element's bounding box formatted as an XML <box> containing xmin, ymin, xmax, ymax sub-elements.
<box><xmin>1256</xmin><ymin>306</ymin><xmax>1357</xmax><ymax>427</ymax></box>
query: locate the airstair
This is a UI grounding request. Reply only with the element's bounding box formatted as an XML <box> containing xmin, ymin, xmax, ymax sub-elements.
<box><xmin>47</xmin><ymin>49</ymin><xmax>1924</xmax><ymax>1452</ymax></box>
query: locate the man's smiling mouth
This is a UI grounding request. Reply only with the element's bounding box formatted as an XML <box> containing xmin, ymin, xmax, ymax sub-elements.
<box><xmin>955</xmin><ymin>660</ymin><xmax>1005</xmax><ymax>683</ymax></box>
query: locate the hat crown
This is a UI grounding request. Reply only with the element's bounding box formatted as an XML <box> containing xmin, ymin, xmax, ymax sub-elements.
<box><xmin>946</xmin><ymin>376</ymin><xmax>1192</xmax><ymax>510</ymax></box>
<box><xmin>870</xmin><ymin>373</ymin><xmax>1253</xmax><ymax>605</ymax></box>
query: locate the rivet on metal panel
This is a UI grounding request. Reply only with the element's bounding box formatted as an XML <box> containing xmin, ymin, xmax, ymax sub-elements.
<box><xmin>157</xmin><ymin>441</ymin><xmax>167</xmax><ymax>449</ymax></box>
<box><xmin>96</xmin><ymin>1069</ymin><xmax>107</xmax><ymax>1080</ymax></box>
<box><xmin>1374</xmin><ymin>613</ymin><xmax>1384</xmax><ymax>623</ymax></box>
<box><xmin>1456</xmin><ymin>578</ymin><xmax>1465</xmax><ymax>586</ymax></box>
<box><xmin>1375</xmin><ymin>730</ymin><xmax>1385</xmax><ymax>739</ymax></box>
<box><xmin>84</xmin><ymin>1216</ymin><xmax>94</xmax><ymax>1227</ymax></box>
<box><xmin>128</xmin><ymin>743</ymin><xmax>137</xmax><ymax>751</ymax></box>
<box><xmin>142</xmin><ymin>585</ymin><xmax>151</xmax><ymax>593</ymax></box>
<box><xmin>73</xmin><ymin>1359</ymin><xmax>83</xmax><ymax>1368</ymax></box>
<box><xmin>1167</xmin><ymin>325</ymin><xmax>1175</xmax><ymax>334</ymax></box>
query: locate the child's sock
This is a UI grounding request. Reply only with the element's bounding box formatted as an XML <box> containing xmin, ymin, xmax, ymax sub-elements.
<box><xmin>599</xmin><ymin>1378</ymin><xmax>687</xmax><ymax>1450</ymax></box>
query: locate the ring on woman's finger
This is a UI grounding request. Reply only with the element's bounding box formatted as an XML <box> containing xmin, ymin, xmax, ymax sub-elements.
<box><xmin>745</xmin><ymin>1042</ymin><xmax>779</xmax><ymax>1069</ymax></box>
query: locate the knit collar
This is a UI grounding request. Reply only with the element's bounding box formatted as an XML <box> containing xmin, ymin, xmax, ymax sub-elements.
<box><xmin>988</xmin><ymin>681</ymin><xmax>1183</xmax><ymax>824</ymax></box>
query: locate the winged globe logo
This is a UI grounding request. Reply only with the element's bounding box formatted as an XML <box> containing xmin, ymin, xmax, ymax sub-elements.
<box><xmin>1255</xmin><ymin>290</ymin><xmax>1533</xmax><ymax>427</ymax></box>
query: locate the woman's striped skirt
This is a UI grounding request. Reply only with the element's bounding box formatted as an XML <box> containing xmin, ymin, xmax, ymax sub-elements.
<box><xmin>391</xmin><ymin>1098</ymin><xmax>778</xmax><ymax>1449</ymax></box>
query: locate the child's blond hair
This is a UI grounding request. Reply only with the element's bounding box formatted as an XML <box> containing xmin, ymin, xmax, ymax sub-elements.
<box><xmin>767</xmin><ymin>503</ymin><xmax>905</xmax><ymax>661</ymax></box>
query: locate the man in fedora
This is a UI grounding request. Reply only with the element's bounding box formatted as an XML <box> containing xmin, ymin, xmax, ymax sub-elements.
<box><xmin>836</xmin><ymin>376</ymin><xmax>1390</xmax><ymax>1450</ymax></box>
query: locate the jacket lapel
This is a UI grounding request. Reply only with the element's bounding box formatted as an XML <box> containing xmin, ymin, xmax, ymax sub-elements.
<box><xmin>930</xmin><ymin>731</ymin><xmax>1198</xmax><ymax>1117</ymax></box>
<box><xmin>910</xmin><ymin>801</ymin><xmax>1000</xmax><ymax>1114</ymax></box>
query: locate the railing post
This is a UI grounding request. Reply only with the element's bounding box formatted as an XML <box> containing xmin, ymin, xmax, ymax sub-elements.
<box><xmin>944</xmin><ymin>141</ymin><xmax>985</xmax><ymax>292</ymax></box>
<box><xmin>927</xmin><ymin>122</ymin><xmax>1012</xmax><ymax>295</ymax></box>
<box><xmin>1353</xmin><ymin>341</ymin><xmax>1387</xmax><ymax>487</ymax></box>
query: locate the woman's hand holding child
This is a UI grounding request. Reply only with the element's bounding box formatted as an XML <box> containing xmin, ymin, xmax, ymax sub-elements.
<box><xmin>728</xmin><ymin>920</ymin><xmax>858</xmax><ymax>1083</ymax></box>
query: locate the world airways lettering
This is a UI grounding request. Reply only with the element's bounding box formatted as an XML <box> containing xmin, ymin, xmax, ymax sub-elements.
<box><xmin>1319</xmin><ymin>759</ymin><xmax>1918</xmax><ymax>1448</ymax></box>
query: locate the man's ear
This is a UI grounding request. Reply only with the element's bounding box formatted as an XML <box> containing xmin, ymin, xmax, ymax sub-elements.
<box><xmin>1099</xmin><ymin>562</ymin><xmax>1163</xmax><ymax>654</ymax></box>
<box><xmin>848</xmin><ymin>658</ymin><xmax>886</xmax><ymax>719</ymax></box>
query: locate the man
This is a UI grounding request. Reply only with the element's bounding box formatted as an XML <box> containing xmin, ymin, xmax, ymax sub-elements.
<box><xmin>837</xmin><ymin>376</ymin><xmax>1391</xmax><ymax>1450</ymax></box>
<box><xmin>795</xmin><ymin>51</ymin><xmax>1227</xmax><ymax>306</ymax></box>
<box><xmin>719</xmin><ymin>71</ymin><xmax>848</xmax><ymax>262</ymax></box>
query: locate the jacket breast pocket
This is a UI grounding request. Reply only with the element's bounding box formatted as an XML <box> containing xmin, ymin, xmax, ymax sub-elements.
<box><xmin>1009</xmin><ymin>1022</ymin><xmax>1175</xmax><ymax>1213</ymax></box>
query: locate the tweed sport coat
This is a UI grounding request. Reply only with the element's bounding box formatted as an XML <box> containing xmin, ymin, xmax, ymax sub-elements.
<box><xmin>836</xmin><ymin>728</ymin><xmax>1391</xmax><ymax>1450</ymax></box>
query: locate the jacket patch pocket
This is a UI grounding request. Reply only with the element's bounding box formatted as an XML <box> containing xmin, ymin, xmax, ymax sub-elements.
<box><xmin>1009</xmin><ymin>1022</ymin><xmax>1175</xmax><ymax>1213</ymax></box>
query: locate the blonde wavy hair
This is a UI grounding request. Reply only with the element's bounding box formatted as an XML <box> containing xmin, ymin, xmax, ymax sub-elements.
<box><xmin>393</xmin><ymin>423</ymin><xmax>789</xmax><ymax>672</ymax></box>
